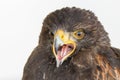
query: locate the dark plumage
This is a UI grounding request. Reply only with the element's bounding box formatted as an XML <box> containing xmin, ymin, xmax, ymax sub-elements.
<box><xmin>22</xmin><ymin>7</ymin><xmax>120</xmax><ymax>80</ymax></box>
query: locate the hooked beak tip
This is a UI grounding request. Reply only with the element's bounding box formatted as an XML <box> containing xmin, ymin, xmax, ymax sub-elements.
<box><xmin>56</xmin><ymin>59</ymin><xmax>63</xmax><ymax>67</ymax></box>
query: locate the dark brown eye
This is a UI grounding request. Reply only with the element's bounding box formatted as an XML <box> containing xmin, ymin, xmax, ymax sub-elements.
<box><xmin>49</xmin><ymin>32</ymin><xmax>54</xmax><ymax>36</ymax></box>
<box><xmin>49</xmin><ymin>32</ymin><xmax>54</xmax><ymax>45</ymax></box>
<box><xmin>73</xmin><ymin>29</ymin><xmax>85</xmax><ymax>39</ymax></box>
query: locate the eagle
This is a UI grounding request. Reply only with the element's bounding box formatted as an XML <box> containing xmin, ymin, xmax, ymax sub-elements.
<box><xmin>22</xmin><ymin>7</ymin><xmax>120</xmax><ymax>80</ymax></box>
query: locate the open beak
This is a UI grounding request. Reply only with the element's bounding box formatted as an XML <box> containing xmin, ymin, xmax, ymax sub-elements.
<box><xmin>52</xmin><ymin>29</ymin><xmax>76</xmax><ymax>67</ymax></box>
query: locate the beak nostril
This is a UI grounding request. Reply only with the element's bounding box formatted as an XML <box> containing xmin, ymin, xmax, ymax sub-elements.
<box><xmin>61</xmin><ymin>35</ymin><xmax>64</xmax><ymax>39</ymax></box>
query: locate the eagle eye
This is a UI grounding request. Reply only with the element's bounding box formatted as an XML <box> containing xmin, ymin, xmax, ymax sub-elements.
<box><xmin>49</xmin><ymin>31</ymin><xmax>54</xmax><ymax>36</ymax></box>
<box><xmin>73</xmin><ymin>29</ymin><xmax>85</xmax><ymax>39</ymax></box>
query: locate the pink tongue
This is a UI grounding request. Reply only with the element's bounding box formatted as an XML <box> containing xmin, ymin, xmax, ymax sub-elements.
<box><xmin>57</xmin><ymin>45</ymin><xmax>69</xmax><ymax>60</ymax></box>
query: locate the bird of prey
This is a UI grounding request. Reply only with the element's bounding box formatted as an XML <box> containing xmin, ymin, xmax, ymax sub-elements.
<box><xmin>22</xmin><ymin>7</ymin><xmax>120</xmax><ymax>80</ymax></box>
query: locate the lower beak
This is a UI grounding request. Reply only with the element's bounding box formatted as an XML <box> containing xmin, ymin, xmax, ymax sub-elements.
<box><xmin>52</xmin><ymin>30</ymin><xmax>76</xmax><ymax>67</ymax></box>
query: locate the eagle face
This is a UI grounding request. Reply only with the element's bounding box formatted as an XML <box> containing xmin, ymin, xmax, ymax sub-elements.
<box><xmin>43</xmin><ymin>7</ymin><xmax>110</xmax><ymax>67</ymax></box>
<box><xmin>52</xmin><ymin>29</ymin><xmax>85</xmax><ymax>67</ymax></box>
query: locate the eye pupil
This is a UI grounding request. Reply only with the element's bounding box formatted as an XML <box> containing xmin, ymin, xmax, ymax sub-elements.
<box><xmin>50</xmin><ymin>32</ymin><xmax>54</xmax><ymax>36</ymax></box>
<box><xmin>77</xmin><ymin>32</ymin><xmax>81</xmax><ymax>36</ymax></box>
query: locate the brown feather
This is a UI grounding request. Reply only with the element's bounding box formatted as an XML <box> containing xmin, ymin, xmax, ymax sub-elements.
<box><xmin>22</xmin><ymin>7</ymin><xmax>120</xmax><ymax>80</ymax></box>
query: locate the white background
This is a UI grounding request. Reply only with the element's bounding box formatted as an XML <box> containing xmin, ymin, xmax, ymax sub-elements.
<box><xmin>0</xmin><ymin>0</ymin><xmax>120</xmax><ymax>80</ymax></box>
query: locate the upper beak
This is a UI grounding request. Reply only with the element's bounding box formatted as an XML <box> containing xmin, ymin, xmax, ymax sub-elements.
<box><xmin>52</xmin><ymin>29</ymin><xmax>76</xmax><ymax>67</ymax></box>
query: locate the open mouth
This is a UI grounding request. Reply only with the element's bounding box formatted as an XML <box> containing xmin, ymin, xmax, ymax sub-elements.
<box><xmin>52</xmin><ymin>29</ymin><xmax>76</xmax><ymax>67</ymax></box>
<box><xmin>56</xmin><ymin>43</ymin><xmax>74</xmax><ymax>60</ymax></box>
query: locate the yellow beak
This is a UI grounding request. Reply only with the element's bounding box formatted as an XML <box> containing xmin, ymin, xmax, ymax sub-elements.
<box><xmin>52</xmin><ymin>29</ymin><xmax>76</xmax><ymax>67</ymax></box>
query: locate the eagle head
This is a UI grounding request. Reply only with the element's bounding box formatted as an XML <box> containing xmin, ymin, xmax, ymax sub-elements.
<box><xmin>40</xmin><ymin>7</ymin><xmax>110</xmax><ymax>67</ymax></box>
